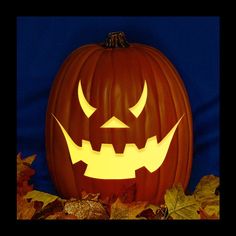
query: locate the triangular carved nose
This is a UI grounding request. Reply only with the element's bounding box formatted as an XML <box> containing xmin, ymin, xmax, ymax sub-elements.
<box><xmin>100</xmin><ymin>116</ymin><xmax>129</xmax><ymax>128</ymax></box>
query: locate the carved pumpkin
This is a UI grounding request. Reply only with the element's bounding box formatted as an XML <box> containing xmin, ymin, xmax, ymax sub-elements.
<box><xmin>45</xmin><ymin>32</ymin><xmax>193</xmax><ymax>204</ymax></box>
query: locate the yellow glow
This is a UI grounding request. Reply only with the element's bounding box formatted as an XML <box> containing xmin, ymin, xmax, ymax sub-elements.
<box><xmin>53</xmin><ymin>114</ymin><xmax>183</xmax><ymax>179</ymax></box>
<box><xmin>129</xmin><ymin>81</ymin><xmax>147</xmax><ymax>117</ymax></box>
<box><xmin>78</xmin><ymin>80</ymin><xmax>96</xmax><ymax>117</ymax></box>
<box><xmin>100</xmin><ymin>116</ymin><xmax>129</xmax><ymax>128</ymax></box>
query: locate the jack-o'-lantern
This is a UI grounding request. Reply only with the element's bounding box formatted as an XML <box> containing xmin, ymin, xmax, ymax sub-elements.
<box><xmin>45</xmin><ymin>32</ymin><xmax>193</xmax><ymax>204</ymax></box>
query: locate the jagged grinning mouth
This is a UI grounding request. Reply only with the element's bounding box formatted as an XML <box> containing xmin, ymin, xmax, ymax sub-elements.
<box><xmin>53</xmin><ymin>114</ymin><xmax>183</xmax><ymax>179</ymax></box>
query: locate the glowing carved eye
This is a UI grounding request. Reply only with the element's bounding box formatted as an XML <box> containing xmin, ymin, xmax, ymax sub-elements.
<box><xmin>78</xmin><ymin>80</ymin><xmax>97</xmax><ymax>118</ymax></box>
<box><xmin>129</xmin><ymin>81</ymin><xmax>147</xmax><ymax>117</ymax></box>
<box><xmin>78</xmin><ymin>80</ymin><xmax>147</xmax><ymax>119</ymax></box>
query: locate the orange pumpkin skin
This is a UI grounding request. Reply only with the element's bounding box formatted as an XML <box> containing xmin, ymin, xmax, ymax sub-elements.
<box><xmin>45</xmin><ymin>33</ymin><xmax>193</xmax><ymax>205</ymax></box>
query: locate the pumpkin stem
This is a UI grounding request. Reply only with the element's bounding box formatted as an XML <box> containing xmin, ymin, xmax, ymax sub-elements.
<box><xmin>103</xmin><ymin>32</ymin><xmax>130</xmax><ymax>48</ymax></box>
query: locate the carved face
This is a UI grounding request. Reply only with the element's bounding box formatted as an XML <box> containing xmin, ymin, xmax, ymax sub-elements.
<box><xmin>53</xmin><ymin>80</ymin><xmax>183</xmax><ymax>179</ymax></box>
<box><xmin>46</xmin><ymin>37</ymin><xmax>193</xmax><ymax>204</ymax></box>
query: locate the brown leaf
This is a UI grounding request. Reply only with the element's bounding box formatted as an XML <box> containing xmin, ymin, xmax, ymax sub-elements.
<box><xmin>17</xmin><ymin>153</ymin><xmax>36</xmax><ymax>165</ymax></box>
<box><xmin>199</xmin><ymin>208</ymin><xmax>219</xmax><ymax>220</ymax></box>
<box><xmin>17</xmin><ymin>153</ymin><xmax>36</xmax><ymax>180</ymax></box>
<box><xmin>17</xmin><ymin>153</ymin><xmax>36</xmax><ymax>196</ymax></box>
<box><xmin>137</xmin><ymin>204</ymin><xmax>168</xmax><ymax>220</ymax></box>
<box><xmin>137</xmin><ymin>208</ymin><xmax>156</xmax><ymax>219</ymax></box>
<box><xmin>32</xmin><ymin>199</ymin><xmax>65</xmax><ymax>219</ymax></box>
<box><xmin>64</xmin><ymin>199</ymin><xmax>109</xmax><ymax>220</ymax></box>
<box><xmin>33</xmin><ymin>201</ymin><xmax>44</xmax><ymax>214</ymax></box>
<box><xmin>110</xmin><ymin>198</ymin><xmax>147</xmax><ymax>220</ymax></box>
<box><xmin>46</xmin><ymin>212</ymin><xmax>78</xmax><ymax>220</ymax></box>
<box><xmin>81</xmin><ymin>191</ymin><xmax>100</xmax><ymax>201</ymax></box>
<box><xmin>18</xmin><ymin>181</ymin><xmax>34</xmax><ymax>196</ymax></box>
<box><xmin>155</xmin><ymin>205</ymin><xmax>170</xmax><ymax>220</ymax></box>
<box><xmin>17</xmin><ymin>194</ymin><xmax>36</xmax><ymax>220</ymax></box>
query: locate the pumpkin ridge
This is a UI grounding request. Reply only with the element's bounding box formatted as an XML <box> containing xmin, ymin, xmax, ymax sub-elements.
<box><xmin>46</xmin><ymin>47</ymin><xmax>89</xmax><ymax>195</ymax></box>
<box><xmin>125</xmin><ymin>47</ymin><xmax>147</xmax><ymax>149</ymax></box>
<box><xmin>144</xmin><ymin>48</ymin><xmax>186</xmax><ymax>190</ymax></box>
<box><xmin>140</xmin><ymin>48</ymin><xmax>179</xmax><ymax>202</ymax></box>
<box><xmin>151</xmin><ymin>48</ymin><xmax>193</xmax><ymax>189</ymax></box>
<box><xmin>66</xmin><ymin>48</ymin><xmax>105</xmax><ymax>194</ymax></box>
<box><xmin>86</xmin><ymin>50</ymin><xmax>115</xmax><ymax>150</ymax></box>
<box><xmin>141</xmin><ymin>45</ymin><xmax>193</xmax><ymax>190</ymax></box>
<box><xmin>128</xmin><ymin>46</ymin><xmax>160</xmax><ymax>201</ymax></box>
<box><xmin>50</xmin><ymin>47</ymin><xmax>101</xmax><ymax>196</ymax></box>
<box><xmin>156</xmin><ymin>54</ymin><xmax>193</xmax><ymax>189</ymax></box>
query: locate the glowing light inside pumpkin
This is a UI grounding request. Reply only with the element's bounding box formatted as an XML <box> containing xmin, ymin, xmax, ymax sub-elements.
<box><xmin>78</xmin><ymin>80</ymin><xmax>97</xmax><ymax>118</ymax></box>
<box><xmin>100</xmin><ymin>116</ymin><xmax>129</xmax><ymax>128</ymax></box>
<box><xmin>129</xmin><ymin>80</ymin><xmax>147</xmax><ymax>118</ymax></box>
<box><xmin>78</xmin><ymin>80</ymin><xmax>148</xmax><ymax>128</ymax></box>
<box><xmin>52</xmin><ymin>114</ymin><xmax>183</xmax><ymax>179</ymax></box>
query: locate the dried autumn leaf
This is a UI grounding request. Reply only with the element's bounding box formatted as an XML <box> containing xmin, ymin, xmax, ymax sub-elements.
<box><xmin>137</xmin><ymin>208</ymin><xmax>156</xmax><ymax>220</ymax></box>
<box><xmin>18</xmin><ymin>181</ymin><xmax>34</xmax><ymax>196</ymax></box>
<box><xmin>33</xmin><ymin>199</ymin><xmax>65</xmax><ymax>219</ymax></box>
<box><xmin>33</xmin><ymin>201</ymin><xmax>44</xmax><ymax>215</ymax></box>
<box><xmin>46</xmin><ymin>212</ymin><xmax>78</xmax><ymax>220</ymax></box>
<box><xmin>110</xmin><ymin>198</ymin><xmax>147</xmax><ymax>220</ymax></box>
<box><xmin>24</xmin><ymin>190</ymin><xmax>59</xmax><ymax>209</ymax></box>
<box><xmin>199</xmin><ymin>208</ymin><xmax>218</xmax><ymax>220</ymax></box>
<box><xmin>155</xmin><ymin>205</ymin><xmax>170</xmax><ymax>219</ymax></box>
<box><xmin>17</xmin><ymin>194</ymin><xmax>36</xmax><ymax>220</ymax></box>
<box><xmin>17</xmin><ymin>153</ymin><xmax>36</xmax><ymax>181</ymax></box>
<box><xmin>138</xmin><ymin>204</ymin><xmax>173</xmax><ymax>220</ymax></box>
<box><xmin>203</xmin><ymin>204</ymin><xmax>219</xmax><ymax>218</ymax></box>
<box><xmin>64</xmin><ymin>199</ymin><xmax>109</xmax><ymax>220</ymax></box>
<box><xmin>17</xmin><ymin>153</ymin><xmax>36</xmax><ymax>196</ymax></box>
<box><xmin>194</xmin><ymin>175</ymin><xmax>219</xmax><ymax>202</ymax></box>
<box><xmin>137</xmin><ymin>204</ymin><xmax>165</xmax><ymax>220</ymax></box>
<box><xmin>194</xmin><ymin>175</ymin><xmax>219</xmax><ymax>218</ymax></box>
<box><xmin>81</xmin><ymin>191</ymin><xmax>100</xmax><ymax>201</ymax></box>
<box><xmin>165</xmin><ymin>185</ymin><xmax>200</xmax><ymax>219</ymax></box>
<box><xmin>145</xmin><ymin>204</ymin><xmax>160</xmax><ymax>214</ymax></box>
<box><xmin>17</xmin><ymin>153</ymin><xmax>36</xmax><ymax>165</ymax></box>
